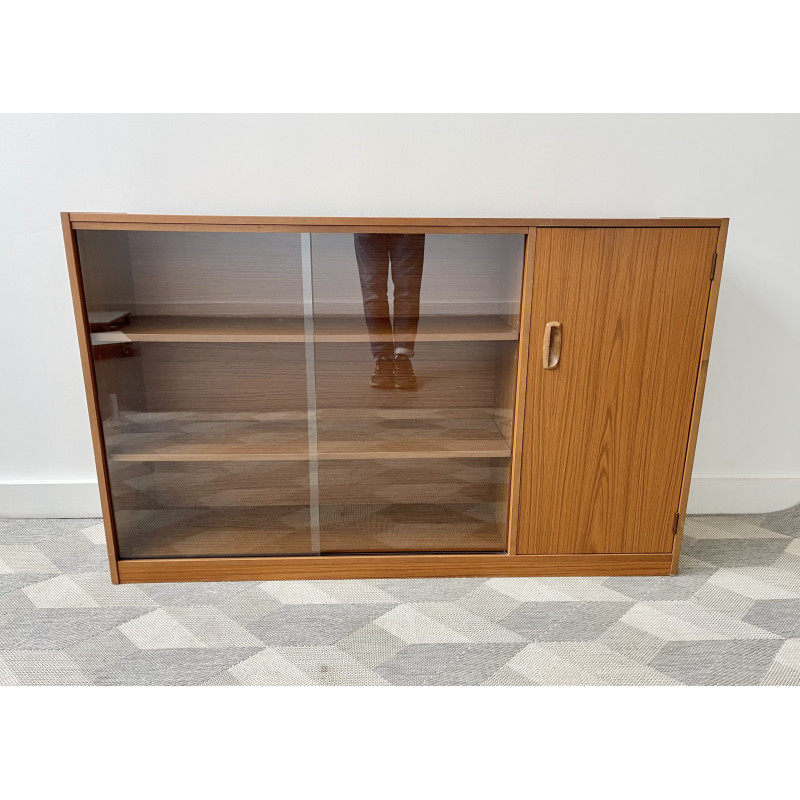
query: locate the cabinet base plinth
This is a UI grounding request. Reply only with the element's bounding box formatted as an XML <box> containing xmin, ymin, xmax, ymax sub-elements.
<box><xmin>116</xmin><ymin>553</ymin><xmax>673</xmax><ymax>583</ymax></box>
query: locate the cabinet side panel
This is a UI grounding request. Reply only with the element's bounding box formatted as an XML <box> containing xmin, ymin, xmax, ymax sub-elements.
<box><xmin>671</xmin><ymin>220</ymin><xmax>727</xmax><ymax>573</ymax></box>
<box><xmin>519</xmin><ymin>227</ymin><xmax>717</xmax><ymax>555</ymax></box>
<box><xmin>61</xmin><ymin>215</ymin><xmax>121</xmax><ymax>583</ymax></box>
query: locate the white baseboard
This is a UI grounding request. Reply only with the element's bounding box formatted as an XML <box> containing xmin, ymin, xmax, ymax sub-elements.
<box><xmin>1</xmin><ymin>477</ymin><xmax>798</xmax><ymax>519</ymax></box>
<box><xmin>0</xmin><ymin>480</ymin><xmax>102</xmax><ymax>518</ymax></box>
<box><xmin>687</xmin><ymin>478</ymin><xmax>800</xmax><ymax>515</ymax></box>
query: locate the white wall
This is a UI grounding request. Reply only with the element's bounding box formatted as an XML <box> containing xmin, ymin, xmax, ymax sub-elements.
<box><xmin>1</xmin><ymin>113</ymin><xmax>798</xmax><ymax>516</ymax></box>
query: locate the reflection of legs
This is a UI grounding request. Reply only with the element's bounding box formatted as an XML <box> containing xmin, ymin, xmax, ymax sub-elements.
<box><xmin>389</xmin><ymin>234</ymin><xmax>425</xmax><ymax>356</ymax></box>
<box><xmin>354</xmin><ymin>234</ymin><xmax>393</xmax><ymax>360</ymax></box>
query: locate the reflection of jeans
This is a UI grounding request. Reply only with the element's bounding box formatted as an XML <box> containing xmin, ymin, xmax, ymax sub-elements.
<box><xmin>354</xmin><ymin>234</ymin><xmax>425</xmax><ymax>359</ymax></box>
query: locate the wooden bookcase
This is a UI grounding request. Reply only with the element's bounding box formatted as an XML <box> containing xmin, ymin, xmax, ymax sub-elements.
<box><xmin>62</xmin><ymin>214</ymin><xmax>727</xmax><ymax>583</ymax></box>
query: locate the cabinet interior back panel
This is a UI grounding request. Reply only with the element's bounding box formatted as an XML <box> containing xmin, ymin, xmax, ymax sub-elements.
<box><xmin>313</xmin><ymin>341</ymin><xmax>503</xmax><ymax>410</ymax></box>
<box><xmin>310</xmin><ymin>233</ymin><xmax>525</xmax><ymax>317</ymax></box>
<box><xmin>138</xmin><ymin>343</ymin><xmax>309</xmax><ymax>412</ymax></box>
<box><xmin>126</xmin><ymin>231</ymin><xmax>304</xmax><ymax>316</ymax></box>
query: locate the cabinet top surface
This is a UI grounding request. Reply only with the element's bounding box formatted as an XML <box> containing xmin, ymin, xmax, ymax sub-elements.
<box><xmin>65</xmin><ymin>213</ymin><xmax>726</xmax><ymax>229</ymax></box>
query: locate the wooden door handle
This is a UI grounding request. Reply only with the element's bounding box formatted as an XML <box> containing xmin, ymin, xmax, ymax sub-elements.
<box><xmin>542</xmin><ymin>321</ymin><xmax>562</xmax><ymax>369</ymax></box>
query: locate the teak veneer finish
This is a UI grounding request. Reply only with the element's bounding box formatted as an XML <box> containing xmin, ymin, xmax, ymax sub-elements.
<box><xmin>68</xmin><ymin>213</ymin><xmax>723</xmax><ymax>227</ymax></box>
<box><xmin>105</xmin><ymin>409</ymin><xmax>512</xmax><ymax>462</ymax></box>
<box><xmin>671</xmin><ymin>218</ymin><xmax>729</xmax><ymax>574</ymax></box>
<box><xmin>91</xmin><ymin>314</ymin><xmax>520</xmax><ymax>344</ymax></box>
<box><xmin>518</xmin><ymin>227</ymin><xmax>718</xmax><ymax>555</ymax></box>
<box><xmin>62</xmin><ymin>214</ymin><xmax>726</xmax><ymax>584</ymax></box>
<box><xmin>117</xmin><ymin>553</ymin><xmax>674</xmax><ymax>583</ymax></box>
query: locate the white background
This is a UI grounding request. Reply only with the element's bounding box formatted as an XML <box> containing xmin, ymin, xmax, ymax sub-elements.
<box><xmin>1</xmin><ymin>113</ymin><xmax>798</xmax><ymax>515</ymax></box>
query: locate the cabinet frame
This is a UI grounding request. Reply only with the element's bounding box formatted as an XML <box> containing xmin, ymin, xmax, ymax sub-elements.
<box><xmin>62</xmin><ymin>213</ymin><xmax>726</xmax><ymax>584</ymax></box>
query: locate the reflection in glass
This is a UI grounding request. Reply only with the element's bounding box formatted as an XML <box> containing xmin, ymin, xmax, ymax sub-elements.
<box><xmin>354</xmin><ymin>233</ymin><xmax>425</xmax><ymax>390</ymax></box>
<box><xmin>310</xmin><ymin>233</ymin><xmax>525</xmax><ymax>554</ymax></box>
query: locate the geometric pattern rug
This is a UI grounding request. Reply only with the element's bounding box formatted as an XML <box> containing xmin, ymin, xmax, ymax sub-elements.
<box><xmin>1</xmin><ymin>505</ymin><xmax>799</xmax><ymax>685</ymax></box>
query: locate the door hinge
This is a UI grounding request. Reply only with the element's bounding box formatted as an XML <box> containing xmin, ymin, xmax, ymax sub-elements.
<box><xmin>673</xmin><ymin>512</ymin><xmax>681</xmax><ymax>535</ymax></box>
<box><xmin>710</xmin><ymin>252</ymin><xmax>718</xmax><ymax>281</ymax></box>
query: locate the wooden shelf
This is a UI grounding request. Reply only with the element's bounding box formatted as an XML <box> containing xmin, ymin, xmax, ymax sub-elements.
<box><xmin>319</xmin><ymin>502</ymin><xmax>507</xmax><ymax>554</ymax></box>
<box><xmin>106</xmin><ymin>413</ymin><xmax>310</xmax><ymax>461</ymax></box>
<box><xmin>115</xmin><ymin>506</ymin><xmax>314</xmax><ymax>558</ymax></box>
<box><xmin>104</xmin><ymin>409</ymin><xmax>512</xmax><ymax>462</ymax></box>
<box><xmin>90</xmin><ymin>314</ymin><xmax>519</xmax><ymax>344</ymax></box>
<box><xmin>315</xmin><ymin>315</ymin><xmax>519</xmax><ymax>342</ymax></box>
<box><xmin>114</xmin><ymin>502</ymin><xmax>507</xmax><ymax>558</ymax></box>
<box><xmin>317</xmin><ymin>410</ymin><xmax>511</xmax><ymax>459</ymax></box>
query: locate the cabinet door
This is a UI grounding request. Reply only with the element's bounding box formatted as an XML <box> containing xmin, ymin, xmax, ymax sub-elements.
<box><xmin>518</xmin><ymin>227</ymin><xmax>718</xmax><ymax>555</ymax></box>
<box><xmin>308</xmin><ymin>232</ymin><xmax>526</xmax><ymax>555</ymax></box>
<box><xmin>75</xmin><ymin>230</ymin><xmax>316</xmax><ymax>560</ymax></box>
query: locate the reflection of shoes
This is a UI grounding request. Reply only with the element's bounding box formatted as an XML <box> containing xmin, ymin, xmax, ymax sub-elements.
<box><xmin>394</xmin><ymin>354</ymin><xmax>417</xmax><ymax>390</ymax></box>
<box><xmin>370</xmin><ymin>357</ymin><xmax>395</xmax><ymax>389</ymax></box>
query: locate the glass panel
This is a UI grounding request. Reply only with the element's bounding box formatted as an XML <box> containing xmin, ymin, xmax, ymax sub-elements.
<box><xmin>318</xmin><ymin>457</ymin><xmax>509</xmax><ymax>553</ymax></box>
<box><xmin>110</xmin><ymin>460</ymin><xmax>313</xmax><ymax>558</ymax></box>
<box><xmin>310</xmin><ymin>233</ymin><xmax>525</xmax><ymax>554</ymax></box>
<box><xmin>77</xmin><ymin>228</ymin><xmax>526</xmax><ymax>560</ymax></box>
<box><xmin>76</xmin><ymin>230</ymin><xmax>313</xmax><ymax>558</ymax></box>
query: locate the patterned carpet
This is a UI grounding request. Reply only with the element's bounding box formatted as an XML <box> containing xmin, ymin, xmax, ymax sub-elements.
<box><xmin>1</xmin><ymin>505</ymin><xmax>799</xmax><ymax>685</ymax></box>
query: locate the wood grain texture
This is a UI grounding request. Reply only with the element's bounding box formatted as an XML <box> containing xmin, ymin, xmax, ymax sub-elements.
<box><xmin>114</xmin><ymin>506</ymin><xmax>314</xmax><ymax>559</ymax></box>
<box><xmin>116</xmin><ymin>552</ymin><xmax>673</xmax><ymax>582</ymax></box>
<box><xmin>75</xmin><ymin>230</ymin><xmax>135</xmax><ymax>316</ymax></box>
<box><xmin>671</xmin><ymin>219</ymin><xmax>728</xmax><ymax>573</ymax></box>
<box><xmin>67</xmin><ymin>213</ymin><xmax>722</xmax><ymax>228</ymax></box>
<box><xmin>61</xmin><ymin>214</ymin><xmax>121</xmax><ymax>583</ymax></box>
<box><xmin>137</xmin><ymin>342</ymin><xmax>309</xmax><ymax>413</ymax></box>
<box><xmin>71</xmin><ymin>222</ymin><xmax>527</xmax><ymax>234</ymax></box>
<box><xmin>110</xmin><ymin>458</ymin><xmax>501</xmax><ymax>510</ymax></box>
<box><xmin>124</xmin><ymin>229</ymin><xmax>304</xmax><ymax>317</ymax></box>
<box><xmin>110</xmin><ymin>460</ymin><xmax>311</xmax><ymax>509</ymax></box>
<box><xmin>317</xmin><ymin>457</ymin><xmax>505</xmax><ymax>506</ymax></box>
<box><xmin>311</xmin><ymin>313</ymin><xmax>518</xmax><ymax>342</ymax></box>
<box><xmin>313</xmin><ymin>340</ymin><xmax>504</xmax><ymax>411</ymax></box>
<box><xmin>505</xmin><ymin>228</ymin><xmax>537</xmax><ymax>555</ymax></box>
<box><xmin>104</xmin><ymin>409</ymin><xmax>511</xmax><ymax>461</ymax></box>
<box><xmin>518</xmin><ymin>227</ymin><xmax>718</xmax><ymax>555</ymax></box>
<box><xmin>113</xmin><ymin>502</ymin><xmax>506</xmax><ymax>559</ymax></box>
<box><xmin>100</xmin><ymin>314</ymin><xmax>520</xmax><ymax>343</ymax></box>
